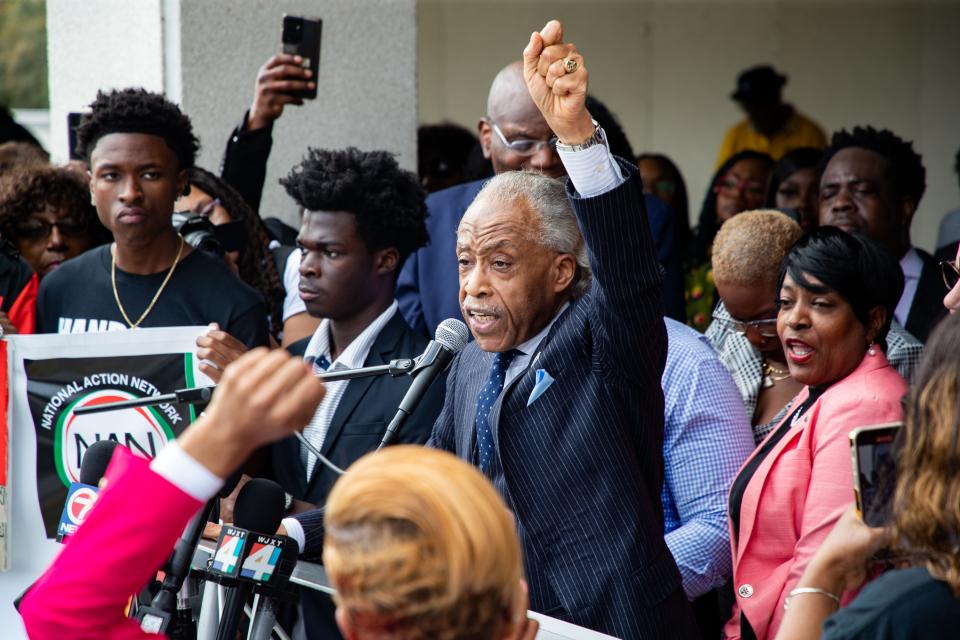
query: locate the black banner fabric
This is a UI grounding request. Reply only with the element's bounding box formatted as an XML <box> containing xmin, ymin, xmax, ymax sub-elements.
<box><xmin>25</xmin><ymin>353</ymin><xmax>196</xmax><ymax>538</ymax></box>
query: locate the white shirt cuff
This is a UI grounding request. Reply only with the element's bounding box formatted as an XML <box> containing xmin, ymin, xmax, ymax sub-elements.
<box><xmin>150</xmin><ymin>441</ymin><xmax>224</xmax><ymax>502</ymax></box>
<box><xmin>557</xmin><ymin>140</ymin><xmax>625</xmax><ymax>198</ymax></box>
<box><xmin>281</xmin><ymin>516</ymin><xmax>306</xmax><ymax>553</ymax></box>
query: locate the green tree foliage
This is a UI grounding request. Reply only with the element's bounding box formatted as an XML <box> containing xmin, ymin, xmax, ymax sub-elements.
<box><xmin>0</xmin><ymin>0</ymin><xmax>48</xmax><ymax>108</ymax></box>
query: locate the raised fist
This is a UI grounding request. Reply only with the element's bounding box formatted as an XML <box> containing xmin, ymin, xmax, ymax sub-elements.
<box><xmin>521</xmin><ymin>20</ymin><xmax>594</xmax><ymax>145</ymax></box>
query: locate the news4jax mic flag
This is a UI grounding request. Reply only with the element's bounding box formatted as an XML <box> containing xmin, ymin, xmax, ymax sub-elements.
<box><xmin>0</xmin><ymin>327</ymin><xmax>214</xmax><ymax>636</ymax></box>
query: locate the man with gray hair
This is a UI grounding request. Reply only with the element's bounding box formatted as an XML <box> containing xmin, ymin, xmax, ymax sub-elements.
<box><xmin>428</xmin><ymin>20</ymin><xmax>697</xmax><ymax>639</ymax></box>
<box><xmin>397</xmin><ymin>60</ymin><xmax>683</xmax><ymax>338</ymax></box>
<box><xmin>295</xmin><ymin>20</ymin><xmax>697</xmax><ymax>638</ymax></box>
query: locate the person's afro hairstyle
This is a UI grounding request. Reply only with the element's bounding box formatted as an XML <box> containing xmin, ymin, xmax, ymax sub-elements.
<box><xmin>280</xmin><ymin>147</ymin><xmax>429</xmax><ymax>268</ymax></box>
<box><xmin>75</xmin><ymin>88</ymin><xmax>199</xmax><ymax>169</ymax></box>
<box><xmin>819</xmin><ymin>126</ymin><xmax>925</xmax><ymax>206</ymax></box>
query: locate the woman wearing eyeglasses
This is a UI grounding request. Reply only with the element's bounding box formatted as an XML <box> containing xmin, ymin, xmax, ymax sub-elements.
<box><xmin>0</xmin><ymin>165</ymin><xmax>112</xmax><ymax>279</ymax></box>
<box><xmin>724</xmin><ymin>228</ymin><xmax>907</xmax><ymax>640</ymax></box>
<box><xmin>685</xmin><ymin>150</ymin><xmax>774</xmax><ymax>331</ymax></box>
<box><xmin>707</xmin><ymin>212</ymin><xmax>922</xmax><ymax>444</ymax></box>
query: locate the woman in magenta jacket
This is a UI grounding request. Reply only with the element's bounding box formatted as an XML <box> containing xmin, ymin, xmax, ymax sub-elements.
<box><xmin>725</xmin><ymin>228</ymin><xmax>910</xmax><ymax>639</ymax></box>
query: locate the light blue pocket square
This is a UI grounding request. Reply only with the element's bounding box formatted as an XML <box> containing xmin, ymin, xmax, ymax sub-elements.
<box><xmin>527</xmin><ymin>369</ymin><xmax>555</xmax><ymax>407</ymax></box>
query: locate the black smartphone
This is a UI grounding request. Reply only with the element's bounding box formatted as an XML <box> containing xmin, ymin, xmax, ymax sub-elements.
<box><xmin>850</xmin><ymin>422</ymin><xmax>901</xmax><ymax>527</ymax></box>
<box><xmin>281</xmin><ymin>14</ymin><xmax>322</xmax><ymax>100</ymax></box>
<box><xmin>67</xmin><ymin>112</ymin><xmax>84</xmax><ymax>160</ymax></box>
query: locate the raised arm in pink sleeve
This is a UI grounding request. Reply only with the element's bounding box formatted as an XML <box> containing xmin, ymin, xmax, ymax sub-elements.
<box><xmin>19</xmin><ymin>447</ymin><xmax>204</xmax><ymax>640</ymax></box>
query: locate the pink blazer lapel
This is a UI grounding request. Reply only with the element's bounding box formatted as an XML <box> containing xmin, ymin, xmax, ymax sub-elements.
<box><xmin>735</xmin><ymin>386</ymin><xmax>810</xmax><ymax>561</ymax></box>
<box><xmin>731</xmin><ymin>352</ymin><xmax>895</xmax><ymax>566</ymax></box>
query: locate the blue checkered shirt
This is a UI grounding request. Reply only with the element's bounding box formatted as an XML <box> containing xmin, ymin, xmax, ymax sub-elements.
<box><xmin>661</xmin><ymin>319</ymin><xmax>755</xmax><ymax>599</ymax></box>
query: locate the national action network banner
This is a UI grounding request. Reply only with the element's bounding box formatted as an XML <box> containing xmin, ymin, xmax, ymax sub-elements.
<box><xmin>0</xmin><ymin>328</ymin><xmax>212</xmax><ymax>633</ymax></box>
<box><xmin>27</xmin><ymin>352</ymin><xmax>196</xmax><ymax>538</ymax></box>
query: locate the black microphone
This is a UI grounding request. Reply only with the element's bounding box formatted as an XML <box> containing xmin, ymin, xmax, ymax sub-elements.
<box><xmin>79</xmin><ymin>439</ymin><xmax>120</xmax><ymax>485</ymax></box>
<box><xmin>379</xmin><ymin>319</ymin><xmax>468</xmax><ymax>448</ymax></box>
<box><xmin>56</xmin><ymin>440</ymin><xmax>119</xmax><ymax>542</ymax></box>
<box><xmin>212</xmin><ymin>478</ymin><xmax>286</xmax><ymax>640</ymax></box>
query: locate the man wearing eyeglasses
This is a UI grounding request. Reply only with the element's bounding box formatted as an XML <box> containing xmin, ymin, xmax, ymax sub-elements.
<box><xmin>398</xmin><ymin>62</ymin><xmax>682</xmax><ymax>337</ymax></box>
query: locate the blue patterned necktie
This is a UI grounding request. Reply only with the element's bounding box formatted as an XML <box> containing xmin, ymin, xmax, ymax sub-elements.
<box><xmin>475</xmin><ymin>349</ymin><xmax>520</xmax><ymax>473</ymax></box>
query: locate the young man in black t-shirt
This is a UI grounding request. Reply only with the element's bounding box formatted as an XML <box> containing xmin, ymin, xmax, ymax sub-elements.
<box><xmin>37</xmin><ymin>89</ymin><xmax>268</xmax><ymax>370</ymax></box>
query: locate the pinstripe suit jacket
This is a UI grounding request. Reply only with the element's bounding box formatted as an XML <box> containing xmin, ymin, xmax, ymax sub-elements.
<box><xmin>427</xmin><ymin>162</ymin><xmax>697</xmax><ymax>640</ymax></box>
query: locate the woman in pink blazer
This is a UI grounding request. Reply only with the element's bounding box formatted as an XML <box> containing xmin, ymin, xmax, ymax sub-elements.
<box><xmin>725</xmin><ymin>229</ymin><xmax>910</xmax><ymax>639</ymax></box>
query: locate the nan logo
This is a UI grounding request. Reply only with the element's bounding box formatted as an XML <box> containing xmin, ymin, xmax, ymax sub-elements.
<box><xmin>54</xmin><ymin>388</ymin><xmax>176</xmax><ymax>486</ymax></box>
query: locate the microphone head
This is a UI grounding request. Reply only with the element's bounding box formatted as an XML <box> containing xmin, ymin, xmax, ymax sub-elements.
<box><xmin>233</xmin><ymin>478</ymin><xmax>285</xmax><ymax>533</ymax></box>
<box><xmin>78</xmin><ymin>440</ymin><xmax>120</xmax><ymax>485</ymax></box>
<box><xmin>435</xmin><ymin>319</ymin><xmax>469</xmax><ymax>354</ymax></box>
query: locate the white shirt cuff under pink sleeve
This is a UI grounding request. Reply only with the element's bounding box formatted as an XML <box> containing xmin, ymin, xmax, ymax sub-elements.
<box><xmin>150</xmin><ymin>440</ymin><xmax>224</xmax><ymax>502</ymax></box>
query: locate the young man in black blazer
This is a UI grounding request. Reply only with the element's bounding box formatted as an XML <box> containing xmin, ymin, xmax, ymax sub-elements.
<box><xmin>273</xmin><ymin>147</ymin><xmax>445</xmax><ymax>639</ymax></box>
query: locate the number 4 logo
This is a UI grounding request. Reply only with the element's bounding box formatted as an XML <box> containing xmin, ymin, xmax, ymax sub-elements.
<box><xmin>211</xmin><ymin>533</ymin><xmax>245</xmax><ymax>575</ymax></box>
<box><xmin>240</xmin><ymin>542</ymin><xmax>281</xmax><ymax>583</ymax></box>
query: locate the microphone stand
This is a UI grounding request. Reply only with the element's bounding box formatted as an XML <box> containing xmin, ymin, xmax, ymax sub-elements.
<box><xmin>72</xmin><ymin>358</ymin><xmax>417</xmax><ymax>417</ymax></box>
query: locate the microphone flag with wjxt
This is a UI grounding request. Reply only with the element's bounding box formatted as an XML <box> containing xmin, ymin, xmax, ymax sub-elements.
<box><xmin>206</xmin><ymin>479</ymin><xmax>297</xmax><ymax>597</ymax></box>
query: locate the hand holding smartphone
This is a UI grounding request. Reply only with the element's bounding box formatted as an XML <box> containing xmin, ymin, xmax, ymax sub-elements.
<box><xmin>245</xmin><ymin>15</ymin><xmax>321</xmax><ymax>131</ymax></box>
<box><xmin>850</xmin><ymin>422</ymin><xmax>901</xmax><ymax>527</ymax></box>
<box><xmin>281</xmin><ymin>15</ymin><xmax>322</xmax><ymax>100</ymax></box>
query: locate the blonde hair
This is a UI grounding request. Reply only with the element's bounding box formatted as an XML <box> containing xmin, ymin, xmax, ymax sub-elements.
<box><xmin>712</xmin><ymin>210</ymin><xmax>802</xmax><ymax>287</ymax></box>
<box><xmin>323</xmin><ymin>446</ymin><xmax>524</xmax><ymax>640</ymax></box>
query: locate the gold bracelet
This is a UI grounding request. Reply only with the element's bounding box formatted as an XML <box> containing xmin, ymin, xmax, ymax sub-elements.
<box><xmin>784</xmin><ymin>587</ymin><xmax>840</xmax><ymax>610</ymax></box>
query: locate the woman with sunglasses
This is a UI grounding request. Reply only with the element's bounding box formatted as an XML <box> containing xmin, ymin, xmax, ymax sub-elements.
<box><xmin>685</xmin><ymin>150</ymin><xmax>773</xmax><ymax>331</ymax></box>
<box><xmin>707</xmin><ymin>212</ymin><xmax>923</xmax><ymax>444</ymax></box>
<box><xmin>0</xmin><ymin>165</ymin><xmax>112</xmax><ymax>279</ymax></box>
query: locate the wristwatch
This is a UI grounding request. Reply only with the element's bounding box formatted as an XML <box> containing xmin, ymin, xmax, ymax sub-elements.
<box><xmin>555</xmin><ymin>119</ymin><xmax>606</xmax><ymax>152</ymax></box>
<box><xmin>284</xmin><ymin>491</ymin><xmax>294</xmax><ymax>512</ymax></box>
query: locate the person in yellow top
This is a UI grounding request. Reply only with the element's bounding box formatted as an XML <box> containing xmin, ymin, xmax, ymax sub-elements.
<box><xmin>716</xmin><ymin>65</ymin><xmax>827</xmax><ymax>168</ymax></box>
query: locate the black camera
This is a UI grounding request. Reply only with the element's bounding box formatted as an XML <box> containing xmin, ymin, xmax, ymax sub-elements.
<box><xmin>172</xmin><ymin>213</ymin><xmax>246</xmax><ymax>258</ymax></box>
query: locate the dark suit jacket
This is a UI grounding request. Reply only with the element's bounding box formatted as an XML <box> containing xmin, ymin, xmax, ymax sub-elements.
<box><xmin>278</xmin><ymin>310</ymin><xmax>445</xmax><ymax>504</ymax></box>
<box><xmin>905</xmin><ymin>247</ymin><xmax>948</xmax><ymax>343</ymax></box>
<box><xmin>427</xmin><ymin>161</ymin><xmax>696</xmax><ymax>639</ymax></box>
<box><xmin>397</xmin><ymin>173</ymin><xmax>685</xmax><ymax>339</ymax></box>
<box><xmin>277</xmin><ymin>310</ymin><xmax>446</xmax><ymax>640</ymax></box>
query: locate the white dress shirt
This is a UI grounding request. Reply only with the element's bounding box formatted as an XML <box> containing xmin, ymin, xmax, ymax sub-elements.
<box><xmin>299</xmin><ymin>300</ymin><xmax>399</xmax><ymax>479</ymax></box>
<box><xmin>556</xmin><ymin>133</ymin><xmax>625</xmax><ymax>198</ymax></box>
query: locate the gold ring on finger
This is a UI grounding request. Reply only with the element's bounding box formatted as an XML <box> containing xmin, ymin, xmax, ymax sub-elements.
<box><xmin>563</xmin><ymin>58</ymin><xmax>579</xmax><ymax>74</ymax></box>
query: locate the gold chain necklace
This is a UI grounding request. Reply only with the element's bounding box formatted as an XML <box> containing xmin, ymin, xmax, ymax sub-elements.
<box><xmin>762</xmin><ymin>359</ymin><xmax>791</xmax><ymax>388</ymax></box>
<box><xmin>111</xmin><ymin>235</ymin><xmax>185</xmax><ymax>329</ymax></box>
